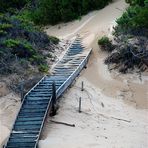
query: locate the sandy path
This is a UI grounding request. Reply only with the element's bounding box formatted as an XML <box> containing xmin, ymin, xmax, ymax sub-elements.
<box><xmin>0</xmin><ymin>92</ymin><xmax>20</xmax><ymax>147</ymax></box>
<box><xmin>39</xmin><ymin>78</ymin><xmax>148</xmax><ymax>148</ymax></box>
<box><xmin>40</xmin><ymin>0</ymin><xmax>148</xmax><ymax>148</ymax></box>
<box><xmin>46</xmin><ymin>0</ymin><xmax>148</xmax><ymax>109</ymax></box>
<box><xmin>45</xmin><ymin>0</ymin><xmax>126</xmax><ymax>39</ymax></box>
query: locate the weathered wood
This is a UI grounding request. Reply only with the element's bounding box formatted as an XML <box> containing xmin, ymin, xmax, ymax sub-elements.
<box><xmin>79</xmin><ymin>97</ymin><xmax>82</xmax><ymax>113</ymax></box>
<box><xmin>111</xmin><ymin>117</ymin><xmax>131</xmax><ymax>123</ymax></box>
<box><xmin>81</xmin><ymin>81</ymin><xmax>84</xmax><ymax>91</ymax></box>
<box><xmin>51</xmin><ymin>81</ymin><xmax>57</xmax><ymax>116</ymax></box>
<box><xmin>50</xmin><ymin>120</ymin><xmax>75</xmax><ymax>127</ymax></box>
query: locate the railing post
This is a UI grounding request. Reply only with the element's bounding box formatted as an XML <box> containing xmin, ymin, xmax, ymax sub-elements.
<box><xmin>20</xmin><ymin>83</ymin><xmax>24</xmax><ymax>102</ymax></box>
<box><xmin>52</xmin><ymin>81</ymin><xmax>57</xmax><ymax>115</ymax></box>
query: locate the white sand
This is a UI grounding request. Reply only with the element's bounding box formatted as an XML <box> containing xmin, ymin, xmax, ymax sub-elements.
<box><xmin>40</xmin><ymin>0</ymin><xmax>148</xmax><ymax>148</ymax></box>
<box><xmin>0</xmin><ymin>123</ymin><xmax>9</xmax><ymax>147</ymax></box>
<box><xmin>0</xmin><ymin>92</ymin><xmax>20</xmax><ymax>147</ymax></box>
<box><xmin>39</xmin><ymin>78</ymin><xmax>148</xmax><ymax>148</ymax></box>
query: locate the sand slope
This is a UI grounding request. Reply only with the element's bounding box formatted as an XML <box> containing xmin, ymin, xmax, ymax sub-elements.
<box><xmin>39</xmin><ymin>78</ymin><xmax>148</xmax><ymax>148</ymax></box>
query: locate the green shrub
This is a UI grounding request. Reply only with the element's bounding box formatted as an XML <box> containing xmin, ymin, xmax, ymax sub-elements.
<box><xmin>145</xmin><ymin>0</ymin><xmax>148</xmax><ymax>6</ymax></box>
<box><xmin>116</xmin><ymin>6</ymin><xmax>148</xmax><ymax>29</ymax></box>
<box><xmin>132</xmin><ymin>7</ymin><xmax>148</xmax><ymax>28</ymax></box>
<box><xmin>98</xmin><ymin>36</ymin><xmax>110</xmax><ymax>45</ymax></box>
<box><xmin>0</xmin><ymin>23</ymin><xmax>13</xmax><ymax>30</ymax></box>
<box><xmin>3</xmin><ymin>39</ymin><xmax>37</xmax><ymax>58</ymax></box>
<box><xmin>30</xmin><ymin>55</ymin><xmax>45</xmax><ymax>64</ymax></box>
<box><xmin>0</xmin><ymin>30</ymin><xmax>7</xmax><ymax>35</ymax></box>
<box><xmin>4</xmin><ymin>39</ymin><xmax>20</xmax><ymax>48</ymax></box>
<box><xmin>12</xmin><ymin>14</ymin><xmax>38</xmax><ymax>32</ymax></box>
<box><xmin>98</xmin><ymin>36</ymin><xmax>114</xmax><ymax>52</ymax></box>
<box><xmin>23</xmin><ymin>41</ymin><xmax>35</xmax><ymax>52</ymax></box>
<box><xmin>116</xmin><ymin>0</ymin><xmax>148</xmax><ymax>31</ymax></box>
<box><xmin>125</xmin><ymin>0</ymin><xmax>145</xmax><ymax>6</ymax></box>
<box><xmin>38</xmin><ymin>64</ymin><xmax>49</xmax><ymax>73</ymax></box>
<box><xmin>0</xmin><ymin>13</ymin><xmax>54</xmax><ymax>76</ymax></box>
<box><xmin>0</xmin><ymin>0</ymin><xmax>112</xmax><ymax>25</ymax></box>
<box><xmin>30</xmin><ymin>0</ymin><xmax>112</xmax><ymax>25</ymax></box>
<box><xmin>0</xmin><ymin>0</ymin><xmax>30</xmax><ymax>13</ymax></box>
<box><xmin>48</xmin><ymin>36</ymin><xmax>60</xmax><ymax>44</ymax></box>
<box><xmin>18</xmin><ymin>9</ymin><xmax>32</xmax><ymax>21</ymax></box>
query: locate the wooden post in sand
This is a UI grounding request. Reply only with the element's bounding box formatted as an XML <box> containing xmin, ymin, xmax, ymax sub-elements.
<box><xmin>79</xmin><ymin>97</ymin><xmax>82</xmax><ymax>113</ymax></box>
<box><xmin>81</xmin><ymin>81</ymin><xmax>84</xmax><ymax>91</ymax></box>
<box><xmin>79</xmin><ymin>81</ymin><xmax>84</xmax><ymax>113</ymax></box>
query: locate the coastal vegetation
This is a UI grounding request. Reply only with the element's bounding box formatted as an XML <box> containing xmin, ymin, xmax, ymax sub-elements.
<box><xmin>98</xmin><ymin>36</ymin><xmax>114</xmax><ymax>52</ymax></box>
<box><xmin>0</xmin><ymin>0</ymin><xmax>112</xmax><ymax>25</ymax></box>
<box><xmin>0</xmin><ymin>13</ymin><xmax>59</xmax><ymax>92</ymax></box>
<box><xmin>0</xmin><ymin>13</ymin><xmax>54</xmax><ymax>75</ymax></box>
<box><xmin>0</xmin><ymin>0</ymin><xmax>112</xmax><ymax>92</ymax></box>
<box><xmin>99</xmin><ymin>0</ymin><xmax>148</xmax><ymax>73</ymax></box>
<box><xmin>0</xmin><ymin>0</ymin><xmax>113</xmax><ymax>75</ymax></box>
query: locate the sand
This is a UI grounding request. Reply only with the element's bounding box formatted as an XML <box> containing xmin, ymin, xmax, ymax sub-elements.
<box><xmin>39</xmin><ymin>78</ymin><xmax>148</xmax><ymax>148</ymax></box>
<box><xmin>40</xmin><ymin>0</ymin><xmax>148</xmax><ymax>148</ymax></box>
<box><xmin>0</xmin><ymin>92</ymin><xmax>20</xmax><ymax>147</ymax></box>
